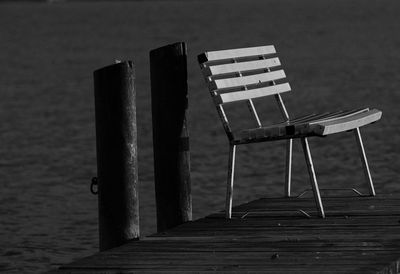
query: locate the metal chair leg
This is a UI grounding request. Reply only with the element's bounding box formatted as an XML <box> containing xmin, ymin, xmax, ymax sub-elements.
<box><xmin>285</xmin><ymin>139</ymin><xmax>293</xmax><ymax>197</ymax></box>
<box><xmin>354</xmin><ymin>128</ymin><xmax>376</xmax><ymax>196</ymax></box>
<box><xmin>226</xmin><ymin>144</ymin><xmax>236</xmax><ymax>219</ymax></box>
<box><xmin>301</xmin><ymin>137</ymin><xmax>325</xmax><ymax>218</ymax></box>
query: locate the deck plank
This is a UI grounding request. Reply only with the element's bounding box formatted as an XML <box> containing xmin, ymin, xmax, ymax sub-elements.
<box><xmin>55</xmin><ymin>195</ymin><xmax>400</xmax><ymax>273</ymax></box>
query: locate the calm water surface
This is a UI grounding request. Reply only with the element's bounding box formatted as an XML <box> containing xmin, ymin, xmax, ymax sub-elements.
<box><xmin>0</xmin><ymin>0</ymin><xmax>399</xmax><ymax>272</ymax></box>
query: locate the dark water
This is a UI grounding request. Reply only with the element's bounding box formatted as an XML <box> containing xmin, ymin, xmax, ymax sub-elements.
<box><xmin>0</xmin><ymin>0</ymin><xmax>399</xmax><ymax>272</ymax></box>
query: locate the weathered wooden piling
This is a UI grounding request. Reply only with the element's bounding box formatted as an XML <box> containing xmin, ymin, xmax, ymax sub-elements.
<box><xmin>150</xmin><ymin>42</ymin><xmax>192</xmax><ymax>232</ymax></box>
<box><xmin>93</xmin><ymin>61</ymin><xmax>139</xmax><ymax>251</ymax></box>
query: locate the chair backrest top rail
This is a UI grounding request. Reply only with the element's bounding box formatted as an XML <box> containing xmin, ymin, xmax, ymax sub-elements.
<box><xmin>202</xmin><ymin>57</ymin><xmax>281</xmax><ymax>78</ymax></box>
<box><xmin>216</xmin><ymin>82</ymin><xmax>291</xmax><ymax>104</ymax></box>
<box><xmin>198</xmin><ymin>45</ymin><xmax>276</xmax><ymax>64</ymax></box>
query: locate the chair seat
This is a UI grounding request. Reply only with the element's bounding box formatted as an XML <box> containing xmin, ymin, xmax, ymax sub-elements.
<box><xmin>238</xmin><ymin>108</ymin><xmax>382</xmax><ymax>143</ymax></box>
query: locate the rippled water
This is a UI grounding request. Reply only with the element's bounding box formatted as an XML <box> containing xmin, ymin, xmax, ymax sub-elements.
<box><xmin>0</xmin><ymin>0</ymin><xmax>399</xmax><ymax>272</ymax></box>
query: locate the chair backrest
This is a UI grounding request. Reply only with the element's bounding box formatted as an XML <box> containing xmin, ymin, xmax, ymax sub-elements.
<box><xmin>198</xmin><ymin>45</ymin><xmax>291</xmax><ymax>140</ymax></box>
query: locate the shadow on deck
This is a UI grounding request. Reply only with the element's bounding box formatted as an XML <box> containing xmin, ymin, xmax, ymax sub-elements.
<box><xmin>55</xmin><ymin>194</ymin><xmax>400</xmax><ymax>273</ymax></box>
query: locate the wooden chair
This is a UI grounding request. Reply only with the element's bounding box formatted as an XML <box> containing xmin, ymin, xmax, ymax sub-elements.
<box><xmin>197</xmin><ymin>45</ymin><xmax>382</xmax><ymax>218</ymax></box>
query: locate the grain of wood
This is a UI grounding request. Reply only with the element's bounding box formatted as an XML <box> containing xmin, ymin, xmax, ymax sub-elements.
<box><xmin>150</xmin><ymin>42</ymin><xmax>192</xmax><ymax>232</ymax></box>
<box><xmin>210</xmin><ymin>69</ymin><xmax>286</xmax><ymax>90</ymax></box>
<box><xmin>57</xmin><ymin>196</ymin><xmax>400</xmax><ymax>273</ymax></box>
<box><xmin>202</xmin><ymin>45</ymin><xmax>276</xmax><ymax>62</ymax></box>
<box><xmin>202</xmin><ymin>57</ymin><xmax>281</xmax><ymax>77</ymax></box>
<box><xmin>217</xmin><ymin>82</ymin><xmax>291</xmax><ymax>104</ymax></box>
<box><xmin>312</xmin><ymin>109</ymin><xmax>382</xmax><ymax>135</ymax></box>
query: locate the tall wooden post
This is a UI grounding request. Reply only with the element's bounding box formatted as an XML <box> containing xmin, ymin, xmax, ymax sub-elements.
<box><xmin>150</xmin><ymin>42</ymin><xmax>192</xmax><ymax>232</ymax></box>
<box><xmin>93</xmin><ymin>61</ymin><xmax>139</xmax><ymax>251</ymax></box>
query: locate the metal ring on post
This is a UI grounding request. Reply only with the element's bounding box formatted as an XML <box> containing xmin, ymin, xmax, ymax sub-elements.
<box><xmin>90</xmin><ymin>177</ymin><xmax>98</xmax><ymax>195</ymax></box>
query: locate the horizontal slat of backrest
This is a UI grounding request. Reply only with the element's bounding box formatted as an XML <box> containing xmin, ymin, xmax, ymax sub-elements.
<box><xmin>202</xmin><ymin>58</ymin><xmax>281</xmax><ymax>77</ymax></box>
<box><xmin>204</xmin><ymin>45</ymin><xmax>276</xmax><ymax>62</ymax></box>
<box><xmin>210</xmin><ymin>70</ymin><xmax>286</xmax><ymax>90</ymax></box>
<box><xmin>217</xmin><ymin>83</ymin><xmax>291</xmax><ymax>104</ymax></box>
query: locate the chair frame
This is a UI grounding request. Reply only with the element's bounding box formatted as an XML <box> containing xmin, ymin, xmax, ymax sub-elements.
<box><xmin>198</xmin><ymin>45</ymin><xmax>380</xmax><ymax>218</ymax></box>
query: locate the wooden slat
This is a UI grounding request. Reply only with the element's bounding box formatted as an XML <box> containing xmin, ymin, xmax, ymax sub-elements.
<box><xmin>241</xmin><ymin>111</ymin><xmax>341</xmax><ymax>131</ymax></box>
<box><xmin>202</xmin><ymin>57</ymin><xmax>281</xmax><ymax>77</ymax></box>
<box><xmin>309</xmin><ymin>108</ymin><xmax>369</xmax><ymax>125</ymax></box>
<box><xmin>210</xmin><ymin>69</ymin><xmax>286</xmax><ymax>90</ymax></box>
<box><xmin>311</xmin><ymin>109</ymin><xmax>382</xmax><ymax>135</ymax></box>
<box><xmin>217</xmin><ymin>82</ymin><xmax>291</xmax><ymax>104</ymax></box>
<box><xmin>286</xmin><ymin>111</ymin><xmax>346</xmax><ymax>126</ymax></box>
<box><xmin>284</xmin><ymin>108</ymin><xmax>371</xmax><ymax>136</ymax></box>
<box><xmin>237</xmin><ymin>111</ymin><xmax>346</xmax><ymax>141</ymax></box>
<box><xmin>56</xmin><ymin>196</ymin><xmax>400</xmax><ymax>273</ymax></box>
<box><xmin>237</xmin><ymin>108</ymin><xmax>378</xmax><ymax>142</ymax></box>
<box><xmin>203</xmin><ymin>45</ymin><xmax>276</xmax><ymax>62</ymax></box>
<box><xmin>239</xmin><ymin>123</ymin><xmax>286</xmax><ymax>141</ymax></box>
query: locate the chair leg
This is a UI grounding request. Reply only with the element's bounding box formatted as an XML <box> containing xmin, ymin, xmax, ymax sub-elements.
<box><xmin>285</xmin><ymin>139</ymin><xmax>293</xmax><ymax>197</ymax></box>
<box><xmin>225</xmin><ymin>144</ymin><xmax>236</xmax><ymax>219</ymax></box>
<box><xmin>354</xmin><ymin>128</ymin><xmax>376</xmax><ymax>196</ymax></box>
<box><xmin>300</xmin><ymin>137</ymin><xmax>325</xmax><ymax>218</ymax></box>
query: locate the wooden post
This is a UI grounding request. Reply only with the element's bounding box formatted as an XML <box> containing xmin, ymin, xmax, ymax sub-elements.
<box><xmin>150</xmin><ymin>42</ymin><xmax>192</xmax><ymax>233</ymax></box>
<box><xmin>93</xmin><ymin>61</ymin><xmax>139</xmax><ymax>251</ymax></box>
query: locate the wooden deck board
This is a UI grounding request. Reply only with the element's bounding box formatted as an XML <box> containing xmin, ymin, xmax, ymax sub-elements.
<box><xmin>55</xmin><ymin>195</ymin><xmax>400</xmax><ymax>273</ymax></box>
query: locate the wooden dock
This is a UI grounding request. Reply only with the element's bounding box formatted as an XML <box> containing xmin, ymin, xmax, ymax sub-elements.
<box><xmin>55</xmin><ymin>195</ymin><xmax>400</xmax><ymax>273</ymax></box>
